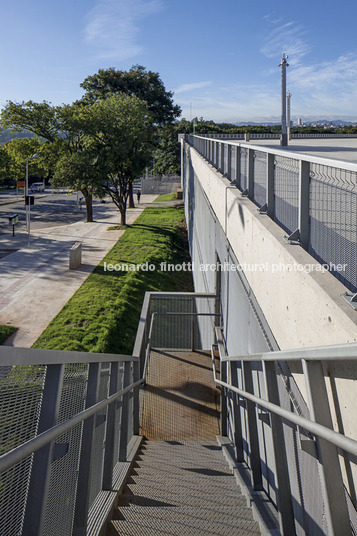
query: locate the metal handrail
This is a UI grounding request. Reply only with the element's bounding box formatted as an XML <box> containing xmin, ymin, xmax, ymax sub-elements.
<box><xmin>221</xmin><ymin>341</ymin><xmax>357</xmax><ymax>362</ymax></box>
<box><xmin>0</xmin><ymin>346</ymin><xmax>138</xmax><ymax>366</ymax></box>
<box><xmin>0</xmin><ymin>306</ymin><xmax>220</xmax><ymax>475</ymax></box>
<box><xmin>0</xmin><ymin>376</ymin><xmax>143</xmax><ymax>474</ymax></box>
<box><xmin>190</xmin><ymin>134</ymin><xmax>357</xmax><ymax>172</ymax></box>
<box><xmin>210</xmin><ymin>345</ymin><xmax>357</xmax><ymax>459</ymax></box>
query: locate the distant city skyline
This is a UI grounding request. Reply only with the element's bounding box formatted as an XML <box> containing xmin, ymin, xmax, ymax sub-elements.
<box><xmin>1</xmin><ymin>0</ymin><xmax>357</xmax><ymax>123</ymax></box>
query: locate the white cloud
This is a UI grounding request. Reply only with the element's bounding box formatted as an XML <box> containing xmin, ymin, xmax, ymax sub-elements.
<box><xmin>260</xmin><ymin>20</ymin><xmax>310</xmax><ymax>65</ymax></box>
<box><xmin>84</xmin><ymin>0</ymin><xmax>163</xmax><ymax>60</ymax></box>
<box><xmin>174</xmin><ymin>81</ymin><xmax>212</xmax><ymax>94</ymax></box>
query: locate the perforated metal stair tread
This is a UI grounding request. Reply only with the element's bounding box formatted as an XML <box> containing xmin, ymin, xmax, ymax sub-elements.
<box><xmin>108</xmin><ymin>441</ymin><xmax>261</xmax><ymax>536</ymax></box>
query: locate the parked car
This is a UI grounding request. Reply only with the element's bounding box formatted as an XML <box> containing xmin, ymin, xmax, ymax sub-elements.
<box><xmin>29</xmin><ymin>182</ymin><xmax>45</xmax><ymax>192</ymax></box>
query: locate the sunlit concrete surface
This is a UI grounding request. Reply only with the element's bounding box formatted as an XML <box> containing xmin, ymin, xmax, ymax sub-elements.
<box><xmin>0</xmin><ymin>195</ymin><xmax>157</xmax><ymax>347</ymax></box>
<box><xmin>237</xmin><ymin>137</ymin><xmax>357</xmax><ymax>163</ymax></box>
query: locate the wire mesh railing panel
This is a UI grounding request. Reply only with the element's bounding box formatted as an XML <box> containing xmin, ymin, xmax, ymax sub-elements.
<box><xmin>231</xmin><ymin>147</ymin><xmax>237</xmax><ymax>183</ymax></box>
<box><xmin>276</xmin><ymin>363</ymin><xmax>327</xmax><ymax>536</ymax></box>
<box><xmin>150</xmin><ymin>296</ymin><xmax>196</xmax><ymax>349</ymax></box>
<box><xmin>253</xmin><ymin>151</ymin><xmax>267</xmax><ymax>208</ymax></box>
<box><xmin>0</xmin><ymin>365</ymin><xmax>46</xmax><ymax>536</ymax></box>
<box><xmin>274</xmin><ymin>156</ymin><xmax>300</xmax><ymax>234</ymax></box>
<box><xmin>88</xmin><ymin>364</ymin><xmax>110</xmax><ymax>509</ymax></box>
<box><xmin>240</xmin><ymin>148</ymin><xmax>248</xmax><ymax>192</ymax></box>
<box><xmin>309</xmin><ymin>164</ymin><xmax>357</xmax><ymax>293</ymax></box>
<box><xmin>113</xmin><ymin>366</ymin><xmax>124</xmax><ymax>471</ymax></box>
<box><xmin>42</xmin><ymin>364</ymin><xmax>88</xmax><ymax>536</ymax></box>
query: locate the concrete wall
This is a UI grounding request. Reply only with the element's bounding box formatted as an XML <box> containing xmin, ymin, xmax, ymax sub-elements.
<box><xmin>183</xmin><ymin>142</ymin><xmax>357</xmax><ymax>509</ymax></box>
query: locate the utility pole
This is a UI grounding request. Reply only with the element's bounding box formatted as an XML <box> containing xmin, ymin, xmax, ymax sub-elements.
<box><xmin>287</xmin><ymin>91</ymin><xmax>292</xmax><ymax>140</ymax></box>
<box><xmin>279</xmin><ymin>53</ymin><xmax>289</xmax><ymax>146</ymax></box>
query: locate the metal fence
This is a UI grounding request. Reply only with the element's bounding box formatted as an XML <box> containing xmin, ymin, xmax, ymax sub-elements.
<box><xmin>141</xmin><ymin>176</ymin><xmax>181</xmax><ymax>195</ymax></box>
<box><xmin>197</xmin><ymin>132</ymin><xmax>357</xmax><ymax>140</ymax></box>
<box><xmin>214</xmin><ymin>329</ymin><xmax>357</xmax><ymax>536</ymax></box>
<box><xmin>186</xmin><ymin>134</ymin><xmax>357</xmax><ymax>294</ymax></box>
<box><xmin>0</xmin><ymin>349</ymin><xmax>140</xmax><ymax>536</ymax></box>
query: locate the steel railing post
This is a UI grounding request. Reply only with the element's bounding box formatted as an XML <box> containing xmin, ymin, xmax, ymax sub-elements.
<box><xmin>220</xmin><ymin>358</ymin><xmax>227</xmax><ymax>436</ymax></box>
<box><xmin>230</xmin><ymin>362</ymin><xmax>244</xmax><ymax>461</ymax></box>
<box><xmin>302</xmin><ymin>359</ymin><xmax>351</xmax><ymax>536</ymax></box>
<box><xmin>102</xmin><ymin>362</ymin><xmax>119</xmax><ymax>490</ymax></box>
<box><xmin>299</xmin><ymin>160</ymin><xmax>310</xmax><ymax>250</ymax></box>
<box><xmin>263</xmin><ymin>361</ymin><xmax>296</xmax><ymax>535</ymax></box>
<box><xmin>236</xmin><ymin>146</ymin><xmax>241</xmax><ymax>188</ymax></box>
<box><xmin>227</xmin><ymin>144</ymin><xmax>232</xmax><ymax>180</ymax></box>
<box><xmin>248</xmin><ymin>149</ymin><xmax>255</xmax><ymax>201</ymax></box>
<box><xmin>242</xmin><ymin>361</ymin><xmax>262</xmax><ymax>490</ymax></box>
<box><xmin>132</xmin><ymin>360</ymin><xmax>140</xmax><ymax>435</ymax></box>
<box><xmin>267</xmin><ymin>153</ymin><xmax>275</xmax><ymax>219</ymax></box>
<box><xmin>191</xmin><ymin>296</ymin><xmax>195</xmax><ymax>352</ymax></box>
<box><xmin>73</xmin><ymin>363</ymin><xmax>100</xmax><ymax>536</ymax></box>
<box><xmin>119</xmin><ymin>361</ymin><xmax>131</xmax><ymax>461</ymax></box>
<box><xmin>22</xmin><ymin>364</ymin><xmax>64</xmax><ymax>536</ymax></box>
<box><xmin>220</xmin><ymin>143</ymin><xmax>225</xmax><ymax>174</ymax></box>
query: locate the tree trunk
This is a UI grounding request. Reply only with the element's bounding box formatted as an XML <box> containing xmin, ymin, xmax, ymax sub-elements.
<box><xmin>119</xmin><ymin>205</ymin><xmax>126</xmax><ymax>225</ymax></box>
<box><xmin>82</xmin><ymin>189</ymin><xmax>93</xmax><ymax>222</ymax></box>
<box><xmin>128</xmin><ymin>182</ymin><xmax>135</xmax><ymax>208</ymax></box>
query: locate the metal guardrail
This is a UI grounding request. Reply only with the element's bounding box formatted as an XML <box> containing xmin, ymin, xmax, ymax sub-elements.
<box><xmin>212</xmin><ymin>327</ymin><xmax>357</xmax><ymax>536</ymax></box>
<box><xmin>0</xmin><ymin>292</ymin><xmax>218</xmax><ymax>536</ymax></box>
<box><xmin>0</xmin><ymin>349</ymin><xmax>142</xmax><ymax>536</ymax></box>
<box><xmin>185</xmin><ymin>134</ymin><xmax>357</xmax><ymax>296</ymax></box>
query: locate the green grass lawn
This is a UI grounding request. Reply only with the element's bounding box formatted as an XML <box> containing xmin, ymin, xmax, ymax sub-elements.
<box><xmin>0</xmin><ymin>325</ymin><xmax>17</xmax><ymax>345</ymax></box>
<box><xmin>33</xmin><ymin>206</ymin><xmax>193</xmax><ymax>355</ymax></box>
<box><xmin>153</xmin><ymin>192</ymin><xmax>178</xmax><ymax>202</ymax></box>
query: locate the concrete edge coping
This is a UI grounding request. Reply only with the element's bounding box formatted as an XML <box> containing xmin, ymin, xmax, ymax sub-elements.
<box><xmin>216</xmin><ymin>435</ymin><xmax>281</xmax><ymax>536</ymax></box>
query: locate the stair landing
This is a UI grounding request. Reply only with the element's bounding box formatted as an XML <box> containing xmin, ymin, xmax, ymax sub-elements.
<box><xmin>140</xmin><ymin>350</ymin><xmax>220</xmax><ymax>441</ymax></box>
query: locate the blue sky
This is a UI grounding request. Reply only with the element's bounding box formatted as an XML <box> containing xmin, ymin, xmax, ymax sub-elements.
<box><xmin>1</xmin><ymin>0</ymin><xmax>357</xmax><ymax>122</ymax></box>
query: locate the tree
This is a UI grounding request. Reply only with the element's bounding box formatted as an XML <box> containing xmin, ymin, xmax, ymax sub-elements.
<box><xmin>2</xmin><ymin>138</ymin><xmax>45</xmax><ymax>180</ymax></box>
<box><xmin>52</xmin><ymin>151</ymin><xmax>104</xmax><ymax>222</ymax></box>
<box><xmin>85</xmin><ymin>94</ymin><xmax>153</xmax><ymax>225</ymax></box>
<box><xmin>153</xmin><ymin>125</ymin><xmax>181</xmax><ymax>176</ymax></box>
<box><xmin>0</xmin><ymin>100</ymin><xmax>61</xmax><ymax>142</ymax></box>
<box><xmin>80</xmin><ymin>65</ymin><xmax>181</xmax><ymax>126</ymax></box>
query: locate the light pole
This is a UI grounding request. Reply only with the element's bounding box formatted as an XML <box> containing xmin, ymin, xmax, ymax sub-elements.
<box><xmin>25</xmin><ymin>153</ymin><xmax>39</xmax><ymax>246</ymax></box>
<box><xmin>279</xmin><ymin>53</ymin><xmax>289</xmax><ymax>146</ymax></box>
<box><xmin>287</xmin><ymin>91</ymin><xmax>292</xmax><ymax>140</ymax></box>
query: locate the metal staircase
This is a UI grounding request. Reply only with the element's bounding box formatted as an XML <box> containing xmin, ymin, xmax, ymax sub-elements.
<box><xmin>108</xmin><ymin>440</ymin><xmax>261</xmax><ymax>536</ymax></box>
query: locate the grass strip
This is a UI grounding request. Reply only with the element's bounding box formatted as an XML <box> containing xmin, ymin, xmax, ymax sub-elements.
<box><xmin>33</xmin><ymin>206</ymin><xmax>193</xmax><ymax>355</ymax></box>
<box><xmin>0</xmin><ymin>325</ymin><xmax>17</xmax><ymax>345</ymax></box>
<box><xmin>153</xmin><ymin>192</ymin><xmax>178</xmax><ymax>202</ymax></box>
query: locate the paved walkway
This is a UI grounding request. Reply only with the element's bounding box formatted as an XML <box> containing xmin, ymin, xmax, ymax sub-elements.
<box><xmin>0</xmin><ymin>195</ymin><xmax>156</xmax><ymax>347</ymax></box>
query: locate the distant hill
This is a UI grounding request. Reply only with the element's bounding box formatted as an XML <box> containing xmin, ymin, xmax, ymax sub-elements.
<box><xmin>0</xmin><ymin>129</ymin><xmax>35</xmax><ymax>145</ymax></box>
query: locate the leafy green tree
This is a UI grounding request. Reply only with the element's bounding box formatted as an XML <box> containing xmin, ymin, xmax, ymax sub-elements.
<box><xmin>0</xmin><ymin>100</ymin><xmax>61</xmax><ymax>142</ymax></box>
<box><xmin>80</xmin><ymin>65</ymin><xmax>181</xmax><ymax>125</ymax></box>
<box><xmin>2</xmin><ymin>138</ymin><xmax>45</xmax><ymax>180</ymax></box>
<box><xmin>52</xmin><ymin>151</ymin><xmax>104</xmax><ymax>222</ymax></box>
<box><xmin>153</xmin><ymin>125</ymin><xmax>181</xmax><ymax>176</ymax></box>
<box><xmin>85</xmin><ymin>94</ymin><xmax>153</xmax><ymax>224</ymax></box>
<box><xmin>0</xmin><ymin>146</ymin><xmax>13</xmax><ymax>184</ymax></box>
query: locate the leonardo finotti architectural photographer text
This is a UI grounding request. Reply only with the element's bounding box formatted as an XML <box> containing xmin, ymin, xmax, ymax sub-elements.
<box><xmin>104</xmin><ymin>261</ymin><xmax>347</xmax><ymax>274</ymax></box>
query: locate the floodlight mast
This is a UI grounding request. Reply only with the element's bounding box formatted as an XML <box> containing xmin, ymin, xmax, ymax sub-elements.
<box><xmin>287</xmin><ymin>91</ymin><xmax>292</xmax><ymax>140</ymax></box>
<box><xmin>279</xmin><ymin>53</ymin><xmax>289</xmax><ymax>146</ymax></box>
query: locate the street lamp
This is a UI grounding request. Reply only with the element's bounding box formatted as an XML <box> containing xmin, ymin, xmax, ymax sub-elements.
<box><xmin>25</xmin><ymin>153</ymin><xmax>40</xmax><ymax>246</ymax></box>
<box><xmin>279</xmin><ymin>53</ymin><xmax>289</xmax><ymax>146</ymax></box>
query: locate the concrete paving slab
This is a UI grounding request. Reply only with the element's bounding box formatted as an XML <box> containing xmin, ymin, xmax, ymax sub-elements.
<box><xmin>0</xmin><ymin>194</ymin><xmax>157</xmax><ymax>348</ymax></box>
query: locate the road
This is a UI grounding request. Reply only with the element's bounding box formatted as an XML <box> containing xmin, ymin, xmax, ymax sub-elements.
<box><xmin>0</xmin><ymin>191</ymin><xmax>91</xmax><ymax>234</ymax></box>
